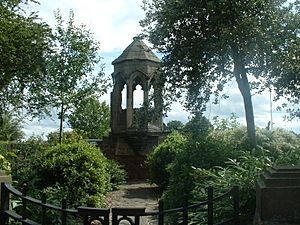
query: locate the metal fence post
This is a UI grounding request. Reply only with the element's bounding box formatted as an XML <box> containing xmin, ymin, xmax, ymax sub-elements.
<box><xmin>208</xmin><ymin>186</ymin><xmax>213</xmax><ymax>225</ymax></box>
<box><xmin>61</xmin><ymin>199</ymin><xmax>67</xmax><ymax>225</ymax></box>
<box><xmin>0</xmin><ymin>183</ymin><xmax>9</xmax><ymax>225</ymax></box>
<box><xmin>41</xmin><ymin>192</ymin><xmax>47</xmax><ymax>225</ymax></box>
<box><xmin>182</xmin><ymin>196</ymin><xmax>188</xmax><ymax>225</ymax></box>
<box><xmin>22</xmin><ymin>184</ymin><xmax>28</xmax><ymax>225</ymax></box>
<box><xmin>158</xmin><ymin>199</ymin><xmax>164</xmax><ymax>225</ymax></box>
<box><xmin>233</xmin><ymin>186</ymin><xmax>240</xmax><ymax>225</ymax></box>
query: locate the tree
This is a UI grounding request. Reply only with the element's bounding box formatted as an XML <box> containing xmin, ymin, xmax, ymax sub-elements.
<box><xmin>0</xmin><ymin>0</ymin><xmax>51</xmax><ymax>121</ymax></box>
<box><xmin>0</xmin><ymin>112</ymin><xmax>24</xmax><ymax>141</ymax></box>
<box><xmin>141</xmin><ymin>0</ymin><xmax>299</xmax><ymax>148</ymax></box>
<box><xmin>183</xmin><ymin>115</ymin><xmax>212</xmax><ymax>139</ymax></box>
<box><xmin>166</xmin><ymin>120</ymin><xmax>184</xmax><ymax>131</ymax></box>
<box><xmin>68</xmin><ymin>97</ymin><xmax>110</xmax><ymax>139</ymax></box>
<box><xmin>45</xmin><ymin>10</ymin><xmax>109</xmax><ymax>143</ymax></box>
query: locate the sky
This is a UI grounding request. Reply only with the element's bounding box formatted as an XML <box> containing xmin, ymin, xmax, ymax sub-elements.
<box><xmin>22</xmin><ymin>0</ymin><xmax>299</xmax><ymax>138</ymax></box>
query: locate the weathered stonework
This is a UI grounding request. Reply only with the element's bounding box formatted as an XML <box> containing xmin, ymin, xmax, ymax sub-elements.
<box><xmin>255</xmin><ymin>166</ymin><xmax>300</xmax><ymax>225</ymax></box>
<box><xmin>101</xmin><ymin>37</ymin><xmax>168</xmax><ymax>179</ymax></box>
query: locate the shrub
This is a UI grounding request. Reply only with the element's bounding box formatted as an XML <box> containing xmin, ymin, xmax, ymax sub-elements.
<box><xmin>5</xmin><ymin>137</ymin><xmax>47</xmax><ymax>184</ymax></box>
<box><xmin>0</xmin><ymin>153</ymin><xmax>11</xmax><ymax>173</ymax></box>
<box><xmin>2</xmin><ymin>139</ymin><xmax>126</xmax><ymax>224</ymax></box>
<box><xmin>190</xmin><ymin>152</ymin><xmax>272</xmax><ymax>224</ymax></box>
<box><xmin>46</xmin><ymin>130</ymin><xmax>86</xmax><ymax>146</ymax></box>
<box><xmin>106</xmin><ymin>159</ymin><xmax>127</xmax><ymax>190</ymax></box>
<box><xmin>183</xmin><ymin>114</ymin><xmax>212</xmax><ymax>139</ymax></box>
<box><xmin>26</xmin><ymin>141</ymin><xmax>125</xmax><ymax>207</ymax></box>
<box><xmin>162</xmin><ymin>126</ymin><xmax>300</xmax><ymax>217</ymax></box>
<box><xmin>256</xmin><ymin>127</ymin><xmax>300</xmax><ymax>160</ymax></box>
<box><xmin>187</xmin><ymin>128</ymin><xmax>300</xmax><ymax>224</ymax></box>
<box><xmin>163</xmin><ymin>136</ymin><xmax>242</xmax><ymax>209</ymax></box>
<box><xmin>147</xmin><ymin>131</ymin><xmax>187</xmax><ymax>190</ymax></box>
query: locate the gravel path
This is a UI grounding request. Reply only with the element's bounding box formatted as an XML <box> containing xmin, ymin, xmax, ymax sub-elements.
<box><xmin>106</xmin><ymin>181</ymin><xmax>160</xmax><ymax>225</ymax></box>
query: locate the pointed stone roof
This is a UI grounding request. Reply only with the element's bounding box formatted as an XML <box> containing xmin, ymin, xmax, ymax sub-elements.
<box><xmin>112</xmin><ymin>37</ymin><xmax>160</xmax><ymax>65</ymax></box>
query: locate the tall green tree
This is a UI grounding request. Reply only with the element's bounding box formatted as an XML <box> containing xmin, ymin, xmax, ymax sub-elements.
<box><xmin>0</xmin><ymin>112</ymin><xmax>24</xmax><ymax>141</ymax></box>
<box><xmin>45</xmin><ymin>10</ymin><xmax>108</xmax><ymax>143</ymax></box>
<box><xmin>141</xmin><ymin>0</ymin><xmax>299</xmax><ymax>147</ymax></box>
<box><xmin>68</xmin><ymin>97</ymin><xmax>110</xmax><ymax>139</ymax></box>
<box><xmin>0</xmin><ymin>0</ymin><xmax>51</xmax><ymax>117</ymax></box>
<box><xmin>166</xmin><ymin>120</ymin><xmax>184</xmax><ymax>132</ymax></box>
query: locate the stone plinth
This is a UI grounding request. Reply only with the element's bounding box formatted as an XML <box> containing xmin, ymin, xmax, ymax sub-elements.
<box><xmin>255</xmin><ymin>166</ymin><xmax>300</xmax><ymax>224</ymax></box>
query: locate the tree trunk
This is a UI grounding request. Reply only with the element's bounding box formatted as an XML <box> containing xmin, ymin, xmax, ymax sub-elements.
<box><xmin>235</xmin><ymin>72</ymin><xmax>257</xmax><ymax>148</ymax></box>
<box><xmin>59</xmin><ymin>102</ymin><xmax>64</xmax><ymax>144</ymax></box>
<box><xmin>232</xmin><ymin>50</ymin><xmax>257</xmax><ymax>148</ymax></box>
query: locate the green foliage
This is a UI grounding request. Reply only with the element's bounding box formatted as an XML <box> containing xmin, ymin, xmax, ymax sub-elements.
<box><xmin>191</xmin><ymin>153</ymin><xmax>272</xmax><ymax>224</ymax></box>
<box><xmin>105</xmin><ymin>159</ymin><xmax>127</xmax><ymax>190</ymax></box>
<box><xmin>0</xmin><ymin>136</ymin><xmax>47</xmax><ymax>185</ymax></box>
<box><xmin>27</xmin><ymin>141</ymin><xmax>125</xmax><ymax>207</ymax></box>
<box><xmin>0</xmin><ymin>112</ymin><xmax>24</xmax><ymax>141</ymax></box>
<box><xmin>157</xmin><ymin>124</ymin><xmax>300</xmax><ymax>224</ymax></box>
<box><xmin>212</xmin><ymin>113</ymin><xmax>240</xmax><ymax>130</ymax></box>
<box><xmin>68</xmin><ymin>97</ymin><xmax>110</xmax><ymax>139</ymax></box>
<box><xmin>0</xmin><ymin>151</ymin><xmax>11</xmax><ymax>173</ymax></box>
<box><xmin>183</xmin><ymin>114</ymin><xmax>212</xmax><ymax>139</ymax></box>
<box><xmin>147</xmin><ymin>131</ymin><xmax>187</xmax><ymax>189</ymax></box>
<box><xmin>2</xmin><ymin>138</ymin><xmax>126</xmax><ymax>224</ymax></box>
<box><xmin>256</xmin><ymin>127</ymin><xmax>300</xmax><ymax>161</ymax></box>
<box><xmin>142</xmin><ymin>0</ymin><xmax>299</xmax><ymax>147</ymax></box>
<box><xmin>166</xmin><ymin>120</ymin><xmax>184</xmax><ymax>132</ymax></box>
<box><xmin>163</xmin><ymin>135</ymin><xmax>241</xmax><ymax>209</ymax></box>
<box><xmin>0</xmin><ymin>0</ymin><xmax>52</xmax><ymax>114</ymax></box>
<box><xmin>44</xmin><ymin>10</ymin><xmax>109</xmax><ymax>142</ymax></box>
<box><xmin>2</xmin><ymin>140</ymin><xmax>125</xmax><ymax>224</ymax></box>
<box><xmin>46</xmin><ymin>130</ymin><xmax>85</xmax><ymax>146</ymax></box>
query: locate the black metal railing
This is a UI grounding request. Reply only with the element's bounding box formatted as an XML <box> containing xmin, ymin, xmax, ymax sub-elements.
<box><xmin>0</xmin><ymin>182</ymin><xmax>239</xmax><ymax>225</ymax></box>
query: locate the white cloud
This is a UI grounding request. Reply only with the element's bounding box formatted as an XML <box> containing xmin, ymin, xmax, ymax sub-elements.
<box><xmin>29</xmin><ymin>0</ymin><xmax>145</xmax><ymax>52</ymax></box>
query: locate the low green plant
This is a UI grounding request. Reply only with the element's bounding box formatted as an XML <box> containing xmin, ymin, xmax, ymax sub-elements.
<box><xmin>190</xmin><ymin>152</ymin><xmax>272</xmax><ymax>224</ymax></box>
<box><xmin>46</xmin><ymin>130</ymin><xmax>86</xmax><ymax>145</ymax></box>
<box><xmin>147</xmin><ymin>131</ymin><xmax>187</xmax><ymax>189</ymax></box>
<box><xmin>163</xmin><ymin>136</ymin><xmax>241</xmax><ymax>209</ymax></box>
<box><xmin>106</xmin><ymin>159</ymin><xmax>127</xmax><ymax>190</ymax></box>
<box><xmin>0</xmin><ymin>154</ymin><xmax>11</xmax><ymax>173</ymax></box>
<box><xmin>28</xmin><ymin>141</ymin><xmax>114</xmax><ymax>207</ymax></box>
<box><xmin>158</xmin><ymin>122</ymin><xmax>300</xmax><ymax>224</ymax></box>
<box><xmin>4</xmin><ymin>139</ymin><xmax>126</xmax><ymax>224</ymax></box>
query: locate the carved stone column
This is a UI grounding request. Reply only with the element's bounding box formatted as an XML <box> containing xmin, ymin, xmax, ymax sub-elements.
<box><xmin>126</xmin><ymin>81</ymin><xmax>133</xmax><ymax>128</ymax></box>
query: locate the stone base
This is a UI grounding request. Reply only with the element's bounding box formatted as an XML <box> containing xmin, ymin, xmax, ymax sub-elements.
<box><xmin>100</xmin><ymin>131</ymin><xmax>168</xmax><ymax>180</ymax></box>
<box><xmin>256</xmin><ymin>166</ymin><xmax>300</xmax><ymax>224</ymax></box>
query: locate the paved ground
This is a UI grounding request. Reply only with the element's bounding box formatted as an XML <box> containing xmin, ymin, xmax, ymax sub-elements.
<box><xmin>106</xmin><ymin>181</ymin><xmax>160</xmax><ymax>225</ymax></box>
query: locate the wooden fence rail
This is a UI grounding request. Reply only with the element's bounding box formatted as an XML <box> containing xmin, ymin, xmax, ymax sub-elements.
<box><xmin>0</xmin><ymin>182</ymin><xmax>239</xmax><ymax>225</ymax></box>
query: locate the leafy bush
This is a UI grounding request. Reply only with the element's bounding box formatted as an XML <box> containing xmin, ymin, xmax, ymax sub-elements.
<box><xmin>7</xmin><ymin>137</ymin><xmax>47</xmax><ymax>184</ymax></box>
<box><xmin>256</xmin><ymin>127</ymin><xmax>300</xmax><ymax>160</ymax></box>
<box><xmin>0</xmin><ymin>153</ymin><xmax>11</xmax><ymax>173</ymax></box>
<box><xmin>160</xmin><ymin>124</ymin><xmax>300</xmax><ymax>224</ymax></box>
<box><xmin>2</xmin><ymin>139</ymin><xmax>126</xmax><ymax>224</ymax></box>
<box><xmin>183</xmin><ymin>114</ymin><xmax>212</xmax><ymax>139</ymax></box>
<box><xmin>147</xmin><ymin>131</ymin><xmax>187</xmax><ymax>189</ymax></box>
<box><xmin>106</xmin><ymin>159</ymin><xmax>127</xmax><ymax>190</ymax></box>
<box><xmin>163</xmin><ymin>136</ymin><xmax>242</xmax><ymax>209</ymax></box>
<box><xmin>27</xmin><ymin>141</ymin><xmax>118</xmax><ymax>207</ymax></box>
<box><xmin>0</xmin><ymin>113</ymin><xmax>24</xmax><ymax>141</ymax></box>
<box><xmin>190</xmin><ymin>153</ymin><xmax>272</xmax><ymax>224</ymax></box>
<box><xmin>46</xmin><ymin>130</ymin><xmax>86</xmax><ymax>146</ymax></box>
